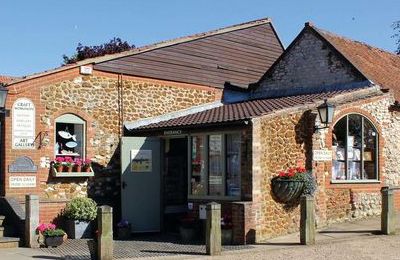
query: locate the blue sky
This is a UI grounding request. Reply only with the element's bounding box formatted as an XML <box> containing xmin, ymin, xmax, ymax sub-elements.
<box><xmin>1</xmin><ymin>0</ymin><xmax>399</xmax><ymax>76</ymax></box>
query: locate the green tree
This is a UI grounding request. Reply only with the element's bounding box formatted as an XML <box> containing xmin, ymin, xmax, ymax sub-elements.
<box><xmin>62</xmin><ymin>37</ymin><xmax>135</xmax><ymax>64</ymax></box>
<box><xmin>393</xmin><ymin>21</ymin><xmax>400</xmax><ymax>54</ymax></box>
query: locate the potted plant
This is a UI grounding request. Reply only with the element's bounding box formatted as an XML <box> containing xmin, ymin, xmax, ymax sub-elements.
<box><xmin>53</xmin><ymin>157</ymin><xmax>65</xmax><ymax>172</ymax></box>
<box><xmin>179</xmin><ymin>215</ymin><xmax>198</xmax><ymax>243</ymax></box>
<box><xmin>83</xmin><ymin>158</ymin><xmax>92</xmax><ymax>172</ymax></box>
<box><xmin>117</xmin><ymin>219</ymin><xmax>131</xmax><ymax>240</ymax></box>
<box><xmin>271</xmin><ymin>167</ymin><xmax>306</xmax><ymax>203</ymax></box>
<box><xmin>63</xmin><ymin>197</ymin><xmax>97</xmax><ymax>239</ymax></box>
<box><xmin>37</xmin><ymin>223</ymin><xmax>66</xmax><ymax>248</ymax></box>
<box><xmin>63</xmin><ymin>156</ymin><xmax>74</xmax><ymax>172</ymax></box>
<box><xmin>74</xmin><ymin>158</ymin><xmax>83</xmax><ymax>172</ymax></box>
<box><xmin>221</xmin><ymin>214</ymin><xmax>233</xmax><ymax>245</ymax></box>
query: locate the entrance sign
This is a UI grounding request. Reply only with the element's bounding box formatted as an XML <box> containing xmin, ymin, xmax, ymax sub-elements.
<box><xmin>8</xmin><ymin>156</ymin><xmax>37</xmax><ymax>173</ymax></box>
<box><xmin>9</xmin><ymin>176</ymin><xmax>36</xmax><ymax>188</ymax></box>
<box><xmin>12</xmin><ymin>98</ymin><xmax>35</xmax><ymax>149</ymax></box>
<box><xmin>130</xmin><ymin>149</ymin><xmax>152</xmax><ymax>172</ymax></box>
<box><xmin>313</xmin><ymin>150</ymin><xmax>333</xmax><ymax>161</ymax></box>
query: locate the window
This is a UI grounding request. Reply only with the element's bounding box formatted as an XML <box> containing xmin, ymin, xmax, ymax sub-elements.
<box><xmin>190</xmin><ymin>133</ymin><xmax>241</xmax><ymax>198</ymax></box>
<box><xmin>54</xmin><ymin>114</ymin><xmax>86</xmax><ymax>159</ymax></box>
<box><xmin>332</xmin><ymin>114</ymin><xmax>378</xmax><ymax>181</ymax></box>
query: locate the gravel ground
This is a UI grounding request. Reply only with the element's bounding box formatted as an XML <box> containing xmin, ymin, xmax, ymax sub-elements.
<box><xmin>185</xmin><ymin>235</ymin><xmax>400</xmax><ymax>260</ymax></box>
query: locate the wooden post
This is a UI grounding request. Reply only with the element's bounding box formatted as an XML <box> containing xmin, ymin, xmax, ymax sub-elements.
<box><xmin>25</xmin><ymin>194</ymin><xmax>40</xmax><ymax>248</ymax></box>
<box><xmin>381</xmin><ymin>186</ymin><xmax>396</xmax><ymax>235</ymax></box>
<box><xmin>300</xmin><ymin>195</ymin><xmax>315</xmax><ymax>245</ymax></box>
<box><xmin>97</xmin><ymin>206</ymin><xmax>113</xmax><ymax>260</ymax></box>
<box><xmin>206</xmin><ymin>202</ymin><xmax>221</xmax><ymax>255</ymax></box>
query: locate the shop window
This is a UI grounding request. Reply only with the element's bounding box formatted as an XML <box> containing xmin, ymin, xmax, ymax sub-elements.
<box><xmin>190</xmin><ymin>133</ymin><xmax>241</xmax><ymax>198</ymax></box>
<box><xmin>332</xmin><ymin>114</ymin><xmax>378</xmax><ymax>181</ymax></box>
<box><xmin>54</xmin><ymin>114</ymin><xmax>86</xmax><ymax>159</ymax></box>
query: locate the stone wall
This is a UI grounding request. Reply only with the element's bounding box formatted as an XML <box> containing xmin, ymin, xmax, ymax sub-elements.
<box><xmin>253</xmin><ymin>27</ymin><xmax>365</xmax><ymax>99</ymax></box>
<box><xmin>251</xmin><ymin>92</ymin><xmax>400</xmax><ymax>242</ymax></box>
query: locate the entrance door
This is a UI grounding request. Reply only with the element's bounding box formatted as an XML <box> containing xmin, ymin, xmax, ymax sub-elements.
<box><xmin>121</xmin><ymin>137</ymin><xmax>161</xmax><ymax>232</ymax></box>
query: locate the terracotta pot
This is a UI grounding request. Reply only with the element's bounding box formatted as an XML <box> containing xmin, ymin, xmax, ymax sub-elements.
<box><xmin>64</xmin><ymin>166</ymin><xmax>73</xmax><ymax>172</ymax></box>
<box><xmin>75</xmin><ymin>165</ymin><xmax>82</xmax><ymax>172</ymax></box>
<box><xmin>271</xmin><ymin>179</ymin><xmax>304</xmax><ymax>203</ymax></box>
<box><xmin>83</xmin><ymin>166</ymin><xmax>91</xmax><ymax>172</ymax></box>
<box><xmin>55</xmin><ymin>165</ymin><xmax>63</xmax><ymax>172</ymax></box>
<box><xmin>44</xmin><ymin>235</ymin><xmax>64</xmax><ymax>247</ymax></box>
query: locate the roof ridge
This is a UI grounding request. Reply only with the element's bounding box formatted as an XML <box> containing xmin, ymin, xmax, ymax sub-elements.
<box><xmin>310</xmin><ymin>24</ymin><xmax>400</xmax><ymax>59</ymax></box>
<box><xmin>9</xmin><ymin>18</ymin><xmax>272</xmax><ymax>85</ymax></box>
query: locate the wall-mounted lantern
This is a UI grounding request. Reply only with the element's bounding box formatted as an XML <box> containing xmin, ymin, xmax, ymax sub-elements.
<box><xmin>314</xmin><ymin>99</ymin><xmax>335</xmax><ymax>132</ymax></box>
<box><xmin>0</xmin><ymin>86</ymin><xmax>8</xmax><ymax>112</ymax></box>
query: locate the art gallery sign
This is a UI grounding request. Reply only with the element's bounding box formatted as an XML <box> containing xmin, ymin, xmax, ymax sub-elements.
<box><xmin>12</xmin><ymin>98</ymin><xmax>35</xmax><ymax>149</ymax></box>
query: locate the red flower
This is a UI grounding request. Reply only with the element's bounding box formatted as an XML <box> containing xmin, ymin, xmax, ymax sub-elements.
<box><xmin>278</xmin><ymin>171</ymin><xmax>286</xmax><ymax>177</ymax></box>
<box><xmin>288</xmin><ymin>172</ymin><xmax>295</xmax><ymax>177</ymax></box>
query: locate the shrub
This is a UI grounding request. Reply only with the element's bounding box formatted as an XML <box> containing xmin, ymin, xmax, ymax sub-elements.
<box><xmin>63</xmin><ymin>197</ymin><xmax>97</xmax><ymax>221</ymax></box>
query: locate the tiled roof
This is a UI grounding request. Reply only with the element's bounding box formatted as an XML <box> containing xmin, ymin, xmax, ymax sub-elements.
<box><xmin>312</xmin><ymin>25</ymin><xmax>400</xmax><ymax>99</ymax></box>
<box><xmin>132</xmin><ymin>88</ymin><xmax>368</xmax><ymax>131</ymax></box>
<box><xmin>9</xmin><ymin>18</ymin><xmax>282</xmax><ymax>87</ymax></box>
<box><xmin>0</xmin><ymin>75</ymin><xmax>18</xmax><ymax>84</ymax></box>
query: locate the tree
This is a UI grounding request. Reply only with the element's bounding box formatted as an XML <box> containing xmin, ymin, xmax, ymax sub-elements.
<box><xmin>393</xmin><ymin>21</ymin><xmax>400</xmax><ymax>54</ymax></box>
<box><xmin>62</xmin><ymin>37</ymin><xmax>135</xmax><ymax>64</ymax></box>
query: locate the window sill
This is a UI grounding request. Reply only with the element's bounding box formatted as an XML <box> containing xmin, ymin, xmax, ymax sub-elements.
<box><xmin>52</xmin><ymin>167</ymin><xmax>94</xmax><ymax>177</ymax></box>
<box><xmin>330</xmin><ymin>180</ymin><xmax>381</xmax><ymax>184</ymax></box>
<box><xmin>188</xmin><ymin>195</ymin><xmax>241</xmax><ymax>201</ymax></box>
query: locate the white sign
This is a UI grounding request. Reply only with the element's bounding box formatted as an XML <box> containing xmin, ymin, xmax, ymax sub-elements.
<box><xmin>199</xmin><ymin>205</ymin><xmax>207</xmax><ymax>220</ymax></box>
<box><xmin>9</xmin><ymin>176</ymin><xmax>36</xmax><ymax>188</ymax></box>
<box><xmin>313</xmin><ymin>150</ymin><xmax>333</xmax><ymax>161</ymax></box>
<box><xmin>130</xmin><ymin>149</ymin><xmax>152</xmax><ymax>172</ymax></box>
<box><xmin>12</xmin><ymin>98</ymin><xmax>35</xmax><ymax>149</ymax></box>
<box><xmin>80</xmin><ymin>65</ymin><xmax>93</xmax><ymax>75</ymax></box>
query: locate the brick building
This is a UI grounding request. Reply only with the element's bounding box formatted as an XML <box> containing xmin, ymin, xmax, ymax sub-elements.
<box><xmin>125</xmin><ymin>22</ymin><xmax>400</xmax><ymax>243</ymax></box>
<box><xmin>0</xmin><ymin>19</ymin><xmax>283</xmax><ymax>233</ymax></box>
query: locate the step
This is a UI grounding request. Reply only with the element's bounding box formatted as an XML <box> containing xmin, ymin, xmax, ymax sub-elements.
<box><xmin>0</xmin><ymin>216</ymin><xmax>4</xmax><ymax>226</ymax></box>
<box><xmin>0</xmin><ymin>237</ymin><xmax>19</xmax><ymax>249</ymax></box>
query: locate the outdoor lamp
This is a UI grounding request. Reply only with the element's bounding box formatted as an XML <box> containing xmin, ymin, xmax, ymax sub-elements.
<box><xmin>315</xmin><ymin>99</ymin><xmax>335</xmax><ymax>132</ymax></box>
<box><xmin>0</xmin><ymin>86</ymin><xmax>8</xmax><ymax>111</ymax></box>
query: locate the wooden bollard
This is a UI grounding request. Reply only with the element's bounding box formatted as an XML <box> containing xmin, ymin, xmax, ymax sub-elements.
<box><xmin>206</xmin><ymin>202</ymin><xmax>221</xmax><ymax>255</ymax></box>
<box><xmin>300</xmin><ymin>195</ymin><xmax>315</xmax><ymax>245</ymax></box>
<box><xmin>25</xmin><ymin>194</ymin><xmax>40</xmax><ymax>248</ymax></box>
<box><xmin>381</xmin><ymin>186</ymin><xmax>396</xmax><ymax>235</ymax></box>
<box><xmin>97</xmin><ymin>206</ymin><xmax>113</xmax><ymax>260</ymax></box>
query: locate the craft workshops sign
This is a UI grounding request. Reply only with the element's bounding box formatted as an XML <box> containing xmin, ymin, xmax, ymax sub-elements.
<box><xmin>12</xmin><ymin>98</ymin><xmax>35</xmax><ymax>149</ymax></box>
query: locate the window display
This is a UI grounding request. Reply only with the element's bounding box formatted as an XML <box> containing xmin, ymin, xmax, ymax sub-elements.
<box><xmin>331</xmin><ymin>114</ymin><xmax>378</xmax><ymax>181</ymax></box>
<box><xmin>54</xmin><ymin>114</ymin><xmax>85</xmax><ymax>159</ymax></box>
<box><xmin>191</xmin><ymin>136</ymin><xmax>206</xmax><ymax>195</ymax></box>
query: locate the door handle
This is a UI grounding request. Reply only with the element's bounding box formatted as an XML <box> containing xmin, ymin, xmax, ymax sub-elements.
<box><xmin>122</xmin><ymin>181</ymin><xmax>127</xmax><ymax>189</ymax></box>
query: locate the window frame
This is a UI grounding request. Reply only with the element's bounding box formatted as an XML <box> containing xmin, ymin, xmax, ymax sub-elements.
<box><xmin>54</xmin><ymin>113</ymin><xmax>86</xmax><ymax>159</ymax></box>
<box><xmin>330</xmin><ymin>113</ymin><xmax>379</xmax><ymax>184</ymax></box>
<box><xmin>187</xmin><ymin>131</ymin><xmax>241</xmax><ymax>201</ymax></box>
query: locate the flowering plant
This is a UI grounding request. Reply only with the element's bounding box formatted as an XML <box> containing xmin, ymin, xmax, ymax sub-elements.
<box><xmin>276</xmin><ymin>167</ymin><xmax>317</xmax><ymax>196</ymax></box>
<box><xmin>64</xmin><ymin>156</ymin><xmax>74</xmax><ymax>168</ymax></box>
<box><xmin>277</xmin><ymin>167</ymin><xmax>307</xmax><ymax>180</ymax></box>
<box><xmin>83</xmin><ymin>158</ymin><xmax>92</xmax><ymax>168</ymax></box>
<box><xmin>53</xmin><ymin>157</ymin><xmax>65</xmax><ymax>168</ymax></box>
<box><xmin>221</xmin><ymin>214</ymin><xmax>233</xmax><ymax>230</ymax></box>
<box><xmin>36</xmin><ymin>223</ymin><xmax>65</xmax><ymax>237</ymax></box>
<box><xmin>117</xmin><ymin>219</ymin><xmax>130</xmax><ymax>228</ymax></box>
<box><xmin>74</xmin><ymin>158</ymin><xmax>83</xmax><ymax>166</ymax></box>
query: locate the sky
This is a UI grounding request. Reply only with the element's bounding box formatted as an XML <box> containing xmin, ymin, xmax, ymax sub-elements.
<box><xmin>1</xmin><ymin>0</ymin><xmax>399</xmax><ymax>76</ymax></box>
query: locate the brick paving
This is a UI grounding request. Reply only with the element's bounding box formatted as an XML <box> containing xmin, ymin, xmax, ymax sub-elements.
<box><xmin>38</xmin><ymin>234</ymin><xmax>253</xmax><ymax>260</ymax></box>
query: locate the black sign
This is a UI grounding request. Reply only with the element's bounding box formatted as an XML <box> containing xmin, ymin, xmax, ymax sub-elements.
<box><xmin>8</xmin><ymin>156</ymin><xmax>38</xmax><ymax>173</ymax></box>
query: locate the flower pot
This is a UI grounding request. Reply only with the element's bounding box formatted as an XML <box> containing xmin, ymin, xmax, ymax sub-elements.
<box><xmin>55</xmin><ymin>165</ymin><xmax>64</xmax><ymax>172</ymax></box>
<box><xmin>44</xmin><ymin>235</ymin><xmax>64</xmax><ymax>247</ymax></box>
<box><xmin>221</xmin><ymin>229</ymin><xmax>233</xmax><ymax>245</ymax></box>
<box><xmin>64</xmin><ymin>166</ymin><xmax>73</xmax><ymax>172</ymax></box>
<box><xmin>66</xmin><ymin>220</ymin><xmax>93</xmax><ymax>239</ymax></box>
<box><xmin>83</xmin><ymin>166</ymin><xmax>91</xmax><ymax>172</ymax></box>
<box><xmin>75</xmin><ymin>165</ymin><xmax>82</xmax><ymax>172</ymax></box>
<box><xmin>117</xmin><ymin>226</ymin><xmax>131</xmax><ymax>240</ymax></box>
<box><xmin>271</xmin><ymin>179</ymin><xmax>304</xmax><ymax>203</ymax></box>
<box><xmin>179</xmin><ymin>226</ymin><xmax>196</xmax><ymax>243</ymax></box>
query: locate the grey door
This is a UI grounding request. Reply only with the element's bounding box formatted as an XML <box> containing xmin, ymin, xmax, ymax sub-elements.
<box><xmin>121</xmin><ymin>137</ymin><xmax>161</xmax><ymax>232</ymax></box>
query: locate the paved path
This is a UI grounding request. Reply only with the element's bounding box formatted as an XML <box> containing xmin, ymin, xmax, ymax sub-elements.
<box><xmin>2</xmin><ymin>215</ymin><xmax>400</xmax><ymax>259</ymax></box>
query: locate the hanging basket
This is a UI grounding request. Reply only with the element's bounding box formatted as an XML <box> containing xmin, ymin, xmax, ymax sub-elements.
<box><xmin>271</xmin><ymin>179</ymin><xmax>304</xmax><ymax>203</ymax></box>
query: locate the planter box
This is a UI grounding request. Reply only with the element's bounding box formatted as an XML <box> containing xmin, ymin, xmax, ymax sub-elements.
<box><xmin>44</xmin><ymin>236</ymin><xmax>64</xmax><ymax>247</ymax></box>
<box><xmin>52</xmin><ymin>167</ymin><xmax>94</xmax><ymax>177</ymax></box>
<box><xmin>66</xmin><ymin>220</ymin><xmax>93</xmax><ymax>239</ymax></box>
